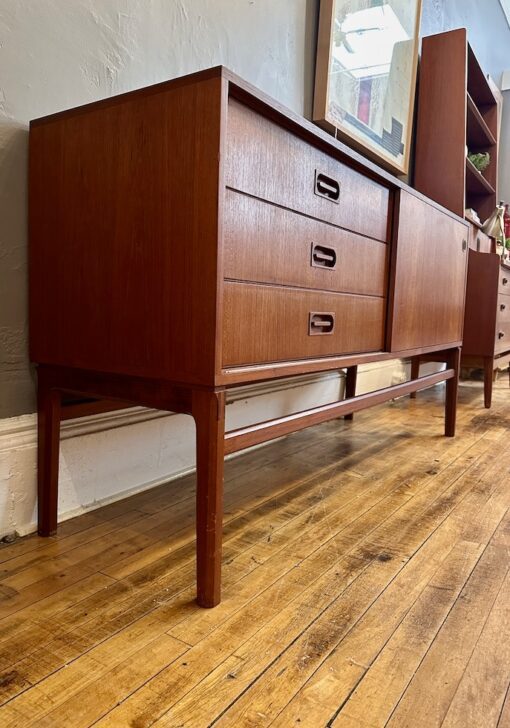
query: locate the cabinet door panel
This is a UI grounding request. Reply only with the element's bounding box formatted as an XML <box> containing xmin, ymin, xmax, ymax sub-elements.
<box><xmin>388</xmin><ymin>191</ymin><xmax>468</xmax><ymax>352</ymax></box>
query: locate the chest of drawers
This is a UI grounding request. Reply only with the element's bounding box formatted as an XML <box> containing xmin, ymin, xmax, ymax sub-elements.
<box><xmin>461</xmin><ymin>251</ymin><xmax>510</xmax><ymax>406</ymax></box>
<box><xmin>29</xmin><ymin>67</ymin><xmax>469</xmax><ymax>607</ymax></box>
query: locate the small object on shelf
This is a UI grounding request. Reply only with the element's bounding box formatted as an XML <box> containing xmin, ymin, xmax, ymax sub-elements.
<box><xmin>468</xmin><ymin>151</ymin><xmax>490</xmax><ymax>172</ymax></box>
<box><xmin>465</xmin><ymin>207</ymin><xmax>481</xmax><ymax>225</ymax></box>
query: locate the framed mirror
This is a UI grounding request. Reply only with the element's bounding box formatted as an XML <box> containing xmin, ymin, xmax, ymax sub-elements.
<box><xmin>314</xmin><ymin>0</ymin><xmax>422</xmax><ymax>175</ymax></box>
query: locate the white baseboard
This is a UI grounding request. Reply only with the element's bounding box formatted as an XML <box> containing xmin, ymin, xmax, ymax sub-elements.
<box><xmin>0</xmin><ymin>359</ymin><xmax>441</xmax><ymax>538</ymax></box>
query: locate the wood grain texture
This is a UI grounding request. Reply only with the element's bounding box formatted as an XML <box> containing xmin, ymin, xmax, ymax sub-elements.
<box><xmin>226</xmin><ymin>99</ymin><xmax>391</xmax><ymax>242</ymax></box>
<box><xmin>224</xmin><ymin>369</ymin><xmax>455</xmax><ymax>455</ymax></box>
<box><xmin>344</xmin><ymin>365</ymin><xmax>357</xmax><ymax>421</ymax></box>
<box><xmin>462</xmin><ymin>250</ymin><xmax>500</xmax><ymax>357</ymax></box>
<box><xmin>28</xmin><ymin>65</ymin><xmax>470</xmax><ymax>608</ymax></box>
<box><xmin>30</xmin><ymin>74</ymin><xmax>224</xmax><ymax>386</ymax></box>
<box><xmin>469</xmin><ymin>224</ymin><xmax>492</xmax><ymax>253</ymax></box>
<box><xmin>219</xmin><ymin>344</ymin><xmax>462</xmax><ymax>386</ymax></box>
<box><xmin>30</xmin><ymin>63</ymin><xmax>467</xmax><ymax>391</ymax></box>
<box><xmin>461</xmin><ymin>253</ymin><xmax>510</xmax><ymax>406</ymax></box>
<box><xmin>222</xmin><ymin>282</ymin><xmax>385</xmax><ymax>367</ymax></box>
<box><xmin>445</xmin><ymin>348</ymin><xmax>461</xmax><ymax>437</ymax></box>
<box><xmin>192</xmin><ymin>389</ymin><xmax>226</xmax><ymax>608</ymax></box>
<box><xmin>414</xmin><ymin>30</ymin><xmax>499</xmax><ymax>223</ymax></box>
<box><xmin>414</xmin><ymin>29</ymin><xmax>467</xmax><ymax>217</ymax></box>
<box><xmin>1</xmin><ymin>381</ymin><xmax>509</xmax><ymax>727</ymax></box>
<box><xmin>388</xmin><ymin>190</ymin><xmax>468</xmax><ymax>352</ymax></box>
<box><xmin>37</xmin><ymin>371</ymin><xmax>62</xmax><ymax>537</ymax></box>
<box><xmin>223</xmin><ymin>191</ymin><xmax>388</xmax><ymax>296</ymax></box>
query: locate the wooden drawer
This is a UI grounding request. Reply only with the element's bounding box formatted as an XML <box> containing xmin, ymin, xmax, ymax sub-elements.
<box><xmin>224</xmin><ymin>191</ymin><xmax>387</xmax><ymax>297</ymax></box>
<box><xmin>226</xmin><ymin>99</ymin><xmax>390</xmax><ymax>243</ymax></box>
<box><xmin>499</xmin><ymin>268</ymin><xmax>510</xmax><ymax>296</ymax></box>
<box><xmin>222</xmin><ymin>282</ymin><xmax>385</xmax><ymax>366</ymax></box>
<box><xmin>497</xmin><ymin>295</ymin><xmax>510</xmax><ymax>325</ymax></box>
<box><xmin>469</xmin><ymin>225</ymin><xmax>492</xmax><ymax>253</ymax></box>
<box><xmin>495</xmin><ymin>321</ymin><xmax>510</xmax><ymax>353</ymax></box>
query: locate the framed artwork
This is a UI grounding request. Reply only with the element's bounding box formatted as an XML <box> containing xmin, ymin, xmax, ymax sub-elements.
<box><xmin>314</xmin><ymin>0</ymin><xmax>422</xmax><ymax>175</ymax></box>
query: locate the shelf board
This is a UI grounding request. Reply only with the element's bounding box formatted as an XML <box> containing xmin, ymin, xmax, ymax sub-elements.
<box><xmin>467</xmin><ymin>93</ymin><xmax>497</xmax><ymax>149</ymax></box>
<box><xmin>467</xmin><ymin>44</ymin><xmax>497</xmax><ymax>106</ymax></box>
<box><xmin>465</xmin><ymin>157</ymin><xmax>495</xmax><ymax>197</ymax></box>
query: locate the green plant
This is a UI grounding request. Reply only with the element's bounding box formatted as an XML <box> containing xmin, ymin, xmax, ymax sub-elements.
<box><xmin>468</xmin><ymin>151</ymin><xmax>490</xmax><ymax>172</ymax></box>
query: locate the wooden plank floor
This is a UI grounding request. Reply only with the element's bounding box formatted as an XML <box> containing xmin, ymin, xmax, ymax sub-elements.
<box><xmin>0</xmin><ymin>380</ymin><xmax>509</xmax><ymax>727</ymax></box>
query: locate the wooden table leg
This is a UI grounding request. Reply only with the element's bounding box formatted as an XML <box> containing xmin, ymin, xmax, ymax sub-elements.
<box><xmin>37</xmin><ymin>370</ymin><xmax>62</xmax><ymax>536</ymax></box>
<box><xmin>445</xmin><ymin>348</ymin><xmax>461</xmax><ymax>437</ymax></box>
<box><xmin>410</xmin><ymin>357</ymin><xmax>420</xmax><ymax>399</ymax></box>
<box><xmin>483</xmin><ymin>357</ymin><xmax>494</xmax><ymax>409</ymax></box>
<box><xmin>344</xmin><ymin>365</ymin><xmax>357</xmax><ymax>420</ymax></box>
<box><xmin>192</xmin><ymin>388</ymin><xmax>226</xmax><ymax>608</ymax></box>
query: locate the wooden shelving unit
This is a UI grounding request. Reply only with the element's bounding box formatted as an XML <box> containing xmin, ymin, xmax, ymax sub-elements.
<box><xmin>413</xmin><ymin>29</ymin><xmax>509</xmax><ymax>406</ymax></box>
<box><xmin>466</xmin><ymin>94</ymin><xmax>496</xmax><ymax>148</ymax></box>
<box><xmin>414</xmin><ymin>28</ymin><xmax>499</xmax><ymax>224</ymax></box>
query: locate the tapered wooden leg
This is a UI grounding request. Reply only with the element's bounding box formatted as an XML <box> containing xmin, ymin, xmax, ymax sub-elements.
<box><xmin>192</xmin><ymin>388</ymin><xmax>226</xmax><ymax>608</ymax></box>
<box><xmin>37</xmin><ymin>372</ymin><xmax>61</xmax><ymax>536</ymax></box>
<box><xmin>483</xmin><ymin>357</ymin><xmax>494</xmax><ymax>409</ymax></box>
<box><xmin>344</xmin><ymin>366</ymin><xmax>357</xmax><ymax>420</ymax></box>
<box><xmin>445</xmin><ymin>348</ymin><xmax>461</xmax><ymax>437</ymax></box>
<box><xmin>410</xmin><ymin>357</ymin><xmax>420</xmax><ymax>399</ymax></box>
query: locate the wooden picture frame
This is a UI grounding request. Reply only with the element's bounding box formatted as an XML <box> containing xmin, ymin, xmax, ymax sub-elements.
<box><xmin>314</xmin><ymin>0</ymin><xmax>422</xmax><ymax>176</ymax></box>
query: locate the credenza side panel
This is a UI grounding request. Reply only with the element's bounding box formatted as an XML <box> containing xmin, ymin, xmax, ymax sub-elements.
<box><xmin>30</xmin><ymin>76</ymin><xmax>223</xmax><ymax>385</ymax></box>
<box><xmin>388</xmin><ymin>190</ymin><xmax>468</xmax><ymax>352</ymax></box>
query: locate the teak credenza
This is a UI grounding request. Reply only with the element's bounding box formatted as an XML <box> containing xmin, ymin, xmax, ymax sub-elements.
<box><xmin>29</xmin><ymin>67</ymin><xmax>469</xmax><ymax>607</ymax></box>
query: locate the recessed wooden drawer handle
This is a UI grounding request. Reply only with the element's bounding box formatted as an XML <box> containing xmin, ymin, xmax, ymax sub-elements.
<box><xmin>309</xmin><ymin>312</ymin><xmax>335</xmax><ymax>335</ymax></box>
<box><xmin>314</xmin><ymin>171</ymin><xmax>340</xmax><ymax>203</ymax></box>
<box><xmin>498</xmin><ymin>331</ymin><xmax>505</xmax><ymax>339</ymax></box>
<box><xmin>311</xmin><ymin>243</ymin><xmax>337</xmax><ymax>269</ymax></box>
<box><xmin>501</xmin><ymin>303</ymin><xmax>507</xmax><ymax>312</ymax></box>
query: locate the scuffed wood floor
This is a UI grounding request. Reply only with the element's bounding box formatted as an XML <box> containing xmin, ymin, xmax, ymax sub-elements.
<box><xmin>0</xmin><ymin>380</ymin><xmax>509</xmax><ymax>727</ymax></box>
